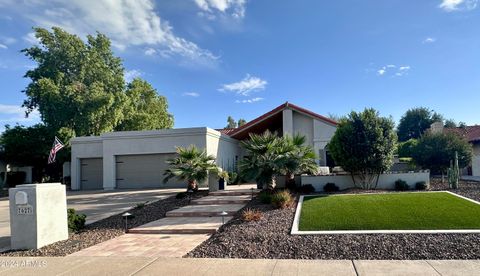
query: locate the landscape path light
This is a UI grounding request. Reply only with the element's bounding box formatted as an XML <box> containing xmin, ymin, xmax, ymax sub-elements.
<box><xmin>220</xmin><ymin>211</ymin><xmax>228</xmax><ymax>225</ymax></box>
<box><xmin>122</xmin><ymin>212</ymin><xmax>133</xmax><ymax>233</ymax></box>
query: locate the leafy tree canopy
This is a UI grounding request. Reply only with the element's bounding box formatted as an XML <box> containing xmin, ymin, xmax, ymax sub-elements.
<box><xmin>225</xmin><ymin>116</ymin><xmax>247</xmax><ymax>129</ymax></box>
<box><xmin>397</xmin><ymin>107</ymin><xmax>443</xmax><ymax>142</ymax></box>
<box><xmin>328</xmin><ymin>108</ymin><xmax>397</xmax><ymax>189</ymax></box>
<box><xmin>116</xmin><ymin>79</ymin><xmax>173</xmax><ymax>131</ymax></box>
<box><xmin>411</xmin><ymin>132</ymin><xmax>472</xmax><ymax>174</ymax></box>
<box><xmin>397</xmin><ymin>138</ymin><xmax>418</xmax><ymax>158</ymax></box>
<box><xmin>22</xmin><ymin>27</ymin><xmax>173</xmax><ymax>136</ymax></box>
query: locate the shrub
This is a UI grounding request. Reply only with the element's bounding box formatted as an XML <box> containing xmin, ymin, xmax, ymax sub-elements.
<box><xmin>258</xmin><ymin>191</ymin><xmax>272</xmax><ymax>204</ymax></box>
<box><xmin>241</xmin><ymin>208</ymin><xmax>263</xmax><ymax>222</ymax></box>
<box><xmin>415</xmin><ymin>181</ymin><xmax>429</xmax><ymax>190</ymax></box>
<box><xmin>323</xmin><ymin>183</ymin><xmax>339</xmax><ymax>193</ymax></box>
<box><xmin>299</xmin><ymin>184</ymin><xmax>315</xmax><ymax>194</ymax></box>
<box><xmin>395</xmin><ymin>179</ymin><xmax>409</xmax><ymax>191</ymax></box>
<box><xmin>271</xmin><ymin>190</ymin><xmax>294</xmax><ymax>209</ymax></box>
<box><xmin>228</xmin><ymin>171</ymin><xmax>239</xmax><ymax>185</ymax></box>
<box><xmin>135</xmin><ymin>202</ymin><xmax>148</xmax><ymax>209</ymax></box>
<box><xmin>68</xmin><ymin>208</ymin><xmax>86</xmax><ymax>232</ymax></box>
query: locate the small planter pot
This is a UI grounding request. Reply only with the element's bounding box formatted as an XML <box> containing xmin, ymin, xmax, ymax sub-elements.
<box><xmin>218</xmin><ymin>179</ymin><xmax>225</xmax><ymax>190</ymax></box>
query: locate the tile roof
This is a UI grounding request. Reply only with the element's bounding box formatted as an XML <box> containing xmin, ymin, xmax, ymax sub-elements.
<box><xmin>446</xmin><ymin>125</ymin><xmax>480</xmax><ymax>143</ymax></box>
<box><xmin>216</xmin><ymin>128</ymin><xmax>237</xmax><ymax>135</ymax></box>
<box><xmin>228</xmin><ymin>102</ymin><xmax>337</xmax><ymax>138</ymax></box>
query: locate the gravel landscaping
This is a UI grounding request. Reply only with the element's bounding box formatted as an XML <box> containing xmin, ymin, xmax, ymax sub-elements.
<box><xmin>188</xmin><ymin>179</ymin><xmax>480</xmax><ymax>260</ymax></box>
<box><xmin>1</xmin><ymin>191</ymin><xmax>207</xmax><ymax>257</ymax></box>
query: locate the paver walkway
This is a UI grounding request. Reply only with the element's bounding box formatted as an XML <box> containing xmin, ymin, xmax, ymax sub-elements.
<box><xmin>1</xmin><ymin>257</ymin><xmax>479</xmax><ymax>276</ymax></box>
<box><xmin>71</xmin><ymin>187</ymin><xmax>257</xmax><ymax>258</ymax></box>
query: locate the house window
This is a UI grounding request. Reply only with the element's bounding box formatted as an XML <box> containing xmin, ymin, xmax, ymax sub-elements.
<box><xmin>318</xmin><ymin>149</ymin><xmax>326</xmax><ymax>166</ymax></box>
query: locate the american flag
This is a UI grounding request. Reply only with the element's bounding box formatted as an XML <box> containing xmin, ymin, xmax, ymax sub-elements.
<box><xmin>48</xmin><ymin>136</ymin><xmax>65</xmax><ymax>164</ymax></box>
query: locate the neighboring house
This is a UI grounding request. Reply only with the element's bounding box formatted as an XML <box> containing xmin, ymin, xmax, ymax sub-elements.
<box><xmin>431</xmin><ymin>122</ymin><xmax>480</xmax><ymax>177</ymax></box>
<box><xmin>448</xmin><ymin>125</ymin><xmax>480</xmax><ymax>177</ymax></box>
<box><xmin>70</xmin><ymin>102</ymin><xmax>338</xmax><ymax>190</ymax></box>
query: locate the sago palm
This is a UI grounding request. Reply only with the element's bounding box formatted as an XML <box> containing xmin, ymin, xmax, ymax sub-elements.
<box><xmin>163</xmin><ymin>145</ymin><xmax>218</xmax><ymax>191</ymax></box>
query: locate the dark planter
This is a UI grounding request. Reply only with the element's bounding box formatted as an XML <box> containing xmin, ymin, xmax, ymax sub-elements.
<box><xmin>218</xmin><ymin>179</ymin><xmax>225</xmax><ymax>190</ymax></box>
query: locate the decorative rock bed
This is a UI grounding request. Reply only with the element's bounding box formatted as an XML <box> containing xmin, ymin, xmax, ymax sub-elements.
<box><xmin>1</xmin><ymin>191</ymin><xmax>207</xmax><ymax>257</ymax></box>
<box><xmin>187</xmin><ymin>179</ymin><xmax>480</xmax><ymax>259</ymax></box>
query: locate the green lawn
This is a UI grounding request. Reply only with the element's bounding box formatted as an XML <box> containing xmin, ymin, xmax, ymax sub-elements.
<box><xmin>299</xmin><ymin>192</ymin><xmax>480</xmax><ymax>231</ymax></box>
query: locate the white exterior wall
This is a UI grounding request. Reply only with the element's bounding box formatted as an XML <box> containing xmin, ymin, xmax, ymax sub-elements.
<box><xmin>70</xmin><ymin>137</ymin><xmax>103</xmax><ymax>190</ymax></box>
<box><xmin>282</xmin><ymin>109</ymin><xmax>293</xmax><ymax>136</ymax></box>
<box><xmin>288</xmin><ymin>109</ymin><xmax>337</xmax><ymax>164</ymax></box>
<box><xmin>473</xmin><ymin>144</ymin><xmax>480</xmax><ymax>177</ymax></box>
<box><xmin>205</xmin><ymin>131</ymin><xmax>240</xmax><ymax>171</ymax></box>
<box><xmin>71</xmin><ymin>127</ymin><xmax>241</xmax><ymax>190</ymax></box>
<box><xmin>302</xmin><ymin>171</ymin><xmax>431</xmax><ymax>191</ymax></box>
<box><xmin>292</xmin><ymin>111</ymin><xmax>314</xmax><ymax>147</ymax></box>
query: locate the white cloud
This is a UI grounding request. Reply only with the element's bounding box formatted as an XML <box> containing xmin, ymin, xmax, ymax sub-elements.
<box><xmin>0</xmin><ymin>44</ymin><xmax>6</xmax><ymax>49</ymax></box>
<box><xmin>194</xmin><ymin>0</ymin><xmax>246</xmax><ymax>19</ymax></box>
<box><xmin>219</xmin><ymin>74</ymin><xmax>267</xmax><ymax>96</ymax></box>
<box><xmin>377</xmin><ymin>64</ymin><xmax>411</xmax><ymax>77</ymax></box>
<box><xmin>6</xmin><ymin>0</ymin><xmax>218</xmax><ymax>64</ymax></box>
<box><xmin>183</xmin><ymin>92</ymin><xmax>200</xmax><ymax>97</ymax></box>
<box><xmin>0</xmin><ymin>104</ymin><xmax>41</xmax><ymax>125</ymax></box>
<box><xmin>144</xmin><ymin>48</ymin><xmax>156</xmax><ymax>56</ymax></box>
<box><xmin>235</xmin><ymin>97</ymin><xmax>264</xmax><ymax>104</ymax></box>
<box><xmin>423</xmin><ymin>37</ymin><xmax>436</xmax><ymax>44</ymax></box>
<box><xmin>439</xmin><ymin>0</ymin><xmax>478</xmax><ymax>11</ymax></box>
<box><xmin>125</xmin><ymin>69</ymin><xmax>143</xmax><ymax>82</ymax></box>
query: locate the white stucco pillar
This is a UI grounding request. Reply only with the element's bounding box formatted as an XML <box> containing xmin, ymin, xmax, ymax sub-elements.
<box><xmin>282</xmin><ymin>109</ymin><xmax>293</xmax><ymax>137</ymax></box>
<box><xmin>103</xmin><ymin>155</ymin><xmax>116</xmax><ymax>190</ymax></box>
<box><xmin>70</xmin><ymin>158</ymin><xmax>80</xmax><ymax>190</ymax></box>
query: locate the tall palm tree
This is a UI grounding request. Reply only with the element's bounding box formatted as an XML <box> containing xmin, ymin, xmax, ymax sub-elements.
<box><xmin>163</xmin><ymin>145</ymin><xmax>218</xmax><ymax>191</ymax></box>
<box><xmin>280</xmin><ymin>134</ymin><xmax>318</xmax><ymax>188</ymax></box>
<box><xmin>238</xmin><ymin>131</ymin><xmax>317</xmax><ymax>190</ymax></box>
<box><xmin>238</xmin><ymin>131</ymin><xmax>284</xmax><ymax>190</ymax></box>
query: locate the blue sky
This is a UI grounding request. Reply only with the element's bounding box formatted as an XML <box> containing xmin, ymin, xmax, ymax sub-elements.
<box><xmin>0</xmin><ymin>0</ymin><xmax>479</xmax><ymax>133</ymax></box>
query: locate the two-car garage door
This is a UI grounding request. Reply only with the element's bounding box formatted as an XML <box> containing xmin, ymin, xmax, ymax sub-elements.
<box><xmin>116</xmin><ymin>154</ymin><xmax>182</xmax><ymax>189</ymax></box>
<box><xmin>80</xmin><ymin>158</ymin><xmax>103</xmax><ymax>190</ymax></box>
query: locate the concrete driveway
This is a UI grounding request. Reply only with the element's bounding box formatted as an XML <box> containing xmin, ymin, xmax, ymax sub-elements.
<box><xmin>0</xmin><ymin>188</ymin><xmax>183</xmax><ymax>251</ymax></box>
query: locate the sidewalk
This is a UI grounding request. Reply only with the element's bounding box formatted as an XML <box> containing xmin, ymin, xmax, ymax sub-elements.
<box><xmin>0</xmin><ymin>257</ymin><xmax>478</xmax><ymax>276</ymax></box>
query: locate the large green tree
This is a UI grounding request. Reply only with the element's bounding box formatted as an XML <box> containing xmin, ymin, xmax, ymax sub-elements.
<box><xmin>411</xmin><ymin>132</ymin><xmax>472</xmax><ymax>175</ymax></box>
<box><xmin>116</xmin><ymin>79</ymin><xmax>173</xmax><ymax>131</ymax></box>
<box><xmin>397</xmin><ymin>107</ymin><xmax>443</xmax><ymax>142</ymax></box>
<box><xmin>328</xmin><ymin>108</ymin><xmax>397</xmax><ymax>189</ymax></box>
<box><xmin>21</xmin><ymin>27</ymin><xmax>173</xmax><ymax>136</ymax></box>
<box><xmin>0</xmin><ymin>124</ymin><xmax>71</xmax><ymax>183</ymax></box>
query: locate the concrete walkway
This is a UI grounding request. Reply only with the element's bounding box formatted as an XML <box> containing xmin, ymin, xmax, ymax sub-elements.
<box><xmin>0</xmin><ymin>188</ymin><xmax>183</xmax><ymax>252</ymax></box>
<box><xmin>0</xmin><ymin>257</ymin><xmax>479</xmax><ymax>275</ymax></box>
<box><xmin>71</xmin><ymin>188</ymin><xmax>257</xmax><ymax>258</ymax></box>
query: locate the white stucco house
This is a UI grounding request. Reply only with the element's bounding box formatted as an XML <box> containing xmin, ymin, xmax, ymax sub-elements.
<box><xmin>70</xmin><ymin>102</ymin><xmax>338</xmax><ymax>190</ymax></box>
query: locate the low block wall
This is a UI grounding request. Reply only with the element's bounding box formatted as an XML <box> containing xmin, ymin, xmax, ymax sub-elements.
<box><xmin>301</xmin><ymin>171</ymin><xmax>430</xmax><ymax>192</ymax></box>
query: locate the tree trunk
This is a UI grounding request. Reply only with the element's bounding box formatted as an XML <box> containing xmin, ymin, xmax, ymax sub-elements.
<box><xmin>187</xmin><ymin>180</ymin><xmax>197</xmax><ymax>191</ymax></box>
<box><xmin>265</xmin><ymin>175</ymin><xmax>276</xmax><ymax>191</ymax></box>
<box><xmin>285</xmin><ymin>172</ymin><xmax>295</xmax><ymax>189</ymax></box>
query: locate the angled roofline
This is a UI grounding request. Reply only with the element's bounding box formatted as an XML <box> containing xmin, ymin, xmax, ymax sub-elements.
<box><xmin>229</xmin><ymin>102</ymin><xmax>337</xmax><ymax>137</ymax></box>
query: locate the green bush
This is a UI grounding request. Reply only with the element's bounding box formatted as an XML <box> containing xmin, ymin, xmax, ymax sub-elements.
<box><xmin>258</xmin><ymin>191</ymin><xmax>272</xmax><ymax>204</ymax></box>
<box><xmin>323</xmin><ymin>183</ymin><xmax>339</xmax><ymax>192</ymax></box>
<box><xmin>228</xmin><ymin>171</ymin><xmax>239</xmax><ymax>185</ymax></box>
<box><xmin>415</xmin><ymin>181</ymin><xmax>429</xmax><ymax>190</ymax></box>
<box><xmin>68</xmin><ymin>208</ymin><xmax>86</xmax><ymax>232</ymax></box>
<box><xmin>299</xmin><ymin>184</ymin><xmax>315</xmax><ymax>194</ymax></box>
<box><xmin>395</xmin><ymin>179</ymin><xmax>409</xmax><ymax>191</ymax></box>
<box><xmin>271</xmin><ymin>190</ymin><xmax>294</xmax><ymax>209</ymax></box>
